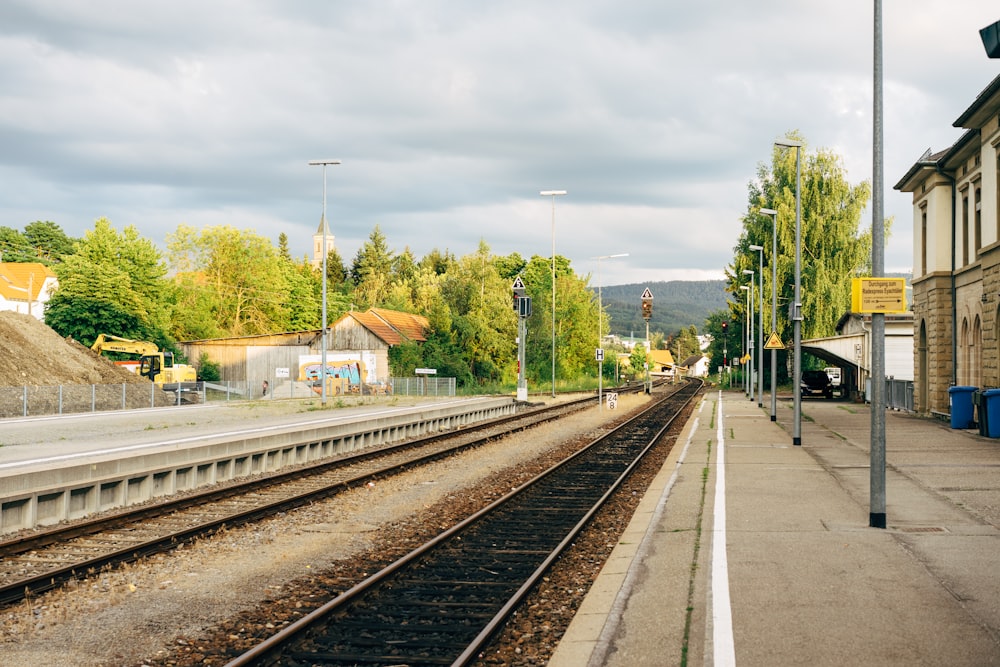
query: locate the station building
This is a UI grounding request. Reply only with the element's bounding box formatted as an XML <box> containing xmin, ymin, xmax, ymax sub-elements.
<box><xmin>895</xmin><ymin>72</ymin><xmax>1000</xmax><ymax>415</ymax></box>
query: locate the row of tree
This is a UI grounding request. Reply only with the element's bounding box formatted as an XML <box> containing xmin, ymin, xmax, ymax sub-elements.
<box><xmin>706</xmin><ymin>131</ymin><xmax>886</xmax><ymax>382</ymax></box>
<box><xmin>4</xmin><ymin>131</ymin><xmax>880</xmax><ymax>388</ymax></box>
<box><xmin>3</xmin><ymin>218</ymin><xmax>640</xmax><ymax>388</ymax></box>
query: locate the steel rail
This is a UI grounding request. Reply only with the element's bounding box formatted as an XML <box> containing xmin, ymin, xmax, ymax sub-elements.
<box><xmin>224</xmin><ymin>379</ymin><xmax>701</xmax><ymax>667</ymax></box>
<box><xmin>0</xmin><ymin>391</ymin><xmax>628</xmax><ymax>607</ymax></box>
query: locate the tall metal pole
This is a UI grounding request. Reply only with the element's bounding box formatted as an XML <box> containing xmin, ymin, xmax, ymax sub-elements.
<box><xmin>870</xmin><ymin>0</ymin><xmax>887</xmax><ymax>529</ymax></box>
<box><xmin>776</xmin><ymin>139</ymin><xmax>803</xmax><ymax>445</ymax></box>
<box><xmin>740</xmin><ymin>284</ymin><xmax>750</xmax><ymax>397</ymax></box>
<box><xmin>309</xmin><ymin>159</ymin><xmax>341</xmax><ymax>407</ymax></box>
<box><xmin>541</xmin><ymin>190</ymin><xmax>567</xmax><ymax>398</ymax></box>
<box><xmin>760</xmin><ymin>209</ymin><xmax>778</xmax><ymax>421</ymax></box>
<box><xmin>742</xmin><ymin>269</ymin><xmax>755</xmax><ymax>401</ymax></box>
<box><xmin>749</xmin><ymin>245</ymin><xmax>765</xmax><ymax>407</ymax></box>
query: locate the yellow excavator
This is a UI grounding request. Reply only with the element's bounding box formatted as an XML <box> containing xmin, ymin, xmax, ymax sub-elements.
<box><xmin>90</xmin><ymin>334</ymin><xmax>198</xmax><ymax>390</ymax></box>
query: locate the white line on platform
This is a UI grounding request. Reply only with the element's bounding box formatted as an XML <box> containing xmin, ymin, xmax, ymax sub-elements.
<box><xmin>712</xmin><ymin>391</ymin><xmax>736</xmax><ymax>666</ymax></box>
<box><xmin>0</xmin><ymin>399</ymin><xmax>478</xmax><ymax>471</ymax></box>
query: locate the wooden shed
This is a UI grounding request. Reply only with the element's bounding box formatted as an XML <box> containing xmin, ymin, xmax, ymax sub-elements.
<box><xmin>179</xmin><ymin>308</ymin><xmax>429</xmax><ymax>385</ymax></box>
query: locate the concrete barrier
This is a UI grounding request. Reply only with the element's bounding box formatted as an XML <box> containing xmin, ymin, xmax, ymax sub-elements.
<box><xmin>0</xmin><ymin>397</ymin><xmax>516</xmax><ymax>535</ymax></box>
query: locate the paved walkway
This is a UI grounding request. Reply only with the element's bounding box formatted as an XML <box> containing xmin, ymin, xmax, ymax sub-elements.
<box><xmin>551</xmin><ymin>390</ymin><xmax>1000</xmax><ymax>666</ymax></box>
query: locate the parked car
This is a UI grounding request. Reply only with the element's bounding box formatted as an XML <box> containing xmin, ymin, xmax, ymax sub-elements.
<box><xmin>801</xmin><ymin>369</ymin><xmax>834</xmax><ymax>399</ymax></box>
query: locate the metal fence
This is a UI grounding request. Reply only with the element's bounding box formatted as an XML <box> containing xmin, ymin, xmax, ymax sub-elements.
<box><xmin>0</xmin><ymin>376</ymin><xmax>457</xmax><ymax>419</ymax></box>
<box><xmin>865</xmin><ymin>377</ymin><xmax>914</xmax><ymax>412</ymax></box>
<box><xmin>389</xmin><ymin>376</ymin><xmax>456</xmax><ymax>397</ymax></box>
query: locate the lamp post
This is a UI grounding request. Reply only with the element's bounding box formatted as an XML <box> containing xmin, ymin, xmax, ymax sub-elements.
<box><xmin>540</xmin><ymin>190</ymin><xmax>567</xmax><ymax>398</ymax></box>
<box><xmin>775</xmin><ymin>138</ymin><xmax>802</xmax><ymax>446</ymax></box>
<box><xmin>739</xmin><ymin>284</ymin><xmax>750</xmax><ymax>397</ymax></box>
<box><xmin>759</xmin><ymin>209</ymin><xmax>778</xmax><ymax>421</ymax></box>
<box><xmin>593</xmin><ymin>253</ymin><xmax>628</xmax><ymax>410</ymax></box>
<box><xmin>308</xmin><ymin>159</ymin><xmax>341</xmax><ymax>407</ymax></box>
<box><xmin>741</xmin><ymin>270</ymin><xmax>755</xmax><ymax>401</ymax></box>
<box><xmin>749</xmin><ymin>245</ymin><xmax>764</xmax><ymax>407</ymax></box>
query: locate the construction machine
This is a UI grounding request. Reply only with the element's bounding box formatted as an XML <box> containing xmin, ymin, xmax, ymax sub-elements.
<box><xmin>90</xmin><ymin>334</ymin><xmax>198</xmax><ymax>392</ymax></box>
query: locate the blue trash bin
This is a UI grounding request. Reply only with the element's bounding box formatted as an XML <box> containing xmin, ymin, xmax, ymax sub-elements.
<box><xmin>982</xmin><ymin>388</ymin><xmax>1000</xmax><ymax>438</ymax></box>
<box><xmin>948</xmin><ymin>386</ymin><xmax>977</xmax><ymax>429</ymax></box>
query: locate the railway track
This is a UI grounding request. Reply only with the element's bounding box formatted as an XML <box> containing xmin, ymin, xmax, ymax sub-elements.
<box><xmin>224</xmin><ymin>379</ymin><xmax>702</xmax><ymax>667</ymax></box>
<box><xmin>0</xmin><ymin>387</ymin><xmax>650</xmax><ymax>607</ymax></box>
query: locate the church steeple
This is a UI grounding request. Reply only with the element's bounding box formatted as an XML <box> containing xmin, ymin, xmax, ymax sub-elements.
<box><xmin>311</xmin><ymin>214</ymin><xmax>336</xmax><ymax>269</ymax></box>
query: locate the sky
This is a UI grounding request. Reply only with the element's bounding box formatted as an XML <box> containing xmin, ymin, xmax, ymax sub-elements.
<box><xmin>2</xmin><ymin>1</ymin><xmax>999</xmax><ymax>288</ymax></box>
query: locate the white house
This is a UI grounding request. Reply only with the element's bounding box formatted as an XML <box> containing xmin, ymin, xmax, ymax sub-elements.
<box><xmin>0</xmin><ymin>263</ymin><xmax>57</xmax><ymax>321</ymax></box>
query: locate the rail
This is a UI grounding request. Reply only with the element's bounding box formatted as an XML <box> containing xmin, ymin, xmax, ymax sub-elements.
<box><xmin>224</xmin><ymin>379</ymin><xmax>702</xmax><ymax>666</ymax></box>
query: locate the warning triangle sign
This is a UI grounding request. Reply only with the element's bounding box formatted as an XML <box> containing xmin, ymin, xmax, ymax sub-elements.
<box><xmin>764</xmin><ymin>331</ymin><xmax>785</xmax><ymax>350</ymax></box>
<box><xmin>640</xmin><ymin>287</ymin><xmax>653</xmax><ymax>299</ymax></box>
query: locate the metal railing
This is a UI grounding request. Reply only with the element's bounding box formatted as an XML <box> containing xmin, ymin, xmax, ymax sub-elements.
<box><xmin>0</xmin><ymin>376</ymin><xmax>457</xmax><ymax>419</ymax></box>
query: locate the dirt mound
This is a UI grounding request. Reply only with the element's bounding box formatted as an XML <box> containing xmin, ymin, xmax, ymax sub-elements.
<box><xmin>0</xmin><ymin>312</ymin><xmax>146</xmax><ymax>386</ymax></box>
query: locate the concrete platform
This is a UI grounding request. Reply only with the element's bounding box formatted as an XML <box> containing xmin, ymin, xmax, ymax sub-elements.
<box><xmin>0</xmin><ymin>396</ymin><xmax>516</xmax><ymax>535</ymax></box>
<box><xmin>551</xmin><ymin>390</ymin><xmax>1000</xmax><ymax>666</ymax></box>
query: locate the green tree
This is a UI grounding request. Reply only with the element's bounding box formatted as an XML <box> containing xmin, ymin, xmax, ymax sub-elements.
<box><xmin>0</xmin><ymin>227</ymin><xmax>34</xmax><ymax>263</ymax></box>
<box><xmin>440</xmin><ymin>241</ymin><xmax>517</xmax><ymax>384</ymax></box>
<box><xmin>45</xmin><ymin>218</ymin><xmax>170</xmax><ymax>346</ymax></box>
<box><xmin>520</xmin><ymin>254</ymin><xmax>600</xmax><ymax>387</ymax></box>
<box><xmin>350</xmin><ymin>225</ymin><xmax>394</xmax><ymax>308</ymax></box>
<box><xmin>167</xmin><ymin>224</ymin><xmax>291</xmax><ymax>338</ymax></box>
<box><xmin>24</xmin><ymin>221</ymin><xmax>75</xmax><ymax>262</ymax></box>
<box><xmin>731</xmin><ymin>133</ymin><xmax>876</xmax><ymax>348</ymax></box>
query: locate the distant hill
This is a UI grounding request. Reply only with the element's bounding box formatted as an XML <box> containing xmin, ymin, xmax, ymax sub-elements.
<box><xmin>597</xmin><ymin>280</ymin><xmax>727</xmax><ymax>337</ymax></box>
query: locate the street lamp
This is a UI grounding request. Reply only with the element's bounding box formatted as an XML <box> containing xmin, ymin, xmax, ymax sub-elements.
<box><xmin>308</xmin><ymin>159</ymin><xmax>342</xmax><ymax>407</ymax></box>
<box><xmin>741</xmin><ymin>270</ymin><xmax>755</xmax><ymax>401</ymax></box>
<box><xmin>749</xmin><ymin>244</ymin><xmax>764</xmax><ymax>408</ymax></box>
<box><xmin>593</xmin><ymin>253</ymin><xmax>629</xmax><ymax>410</ymax></box>
<box><xmin>541</xmin><ymin>190</ymin><xmax>567</xmax><ymax>398</ymax></box>
<box><xmin>759</xmin><ymin>209</ymin><xmax>778</xmax><ymax>422</ymax></box>
<box><xmin>775</xmin><ymin>138</ymin><xmax>802</xmax><ymax>446</ymax></box>
<box><xmin>739</xmin><ymin>284</ymin><xmax>750</xmax><ymax>397</ymax></box>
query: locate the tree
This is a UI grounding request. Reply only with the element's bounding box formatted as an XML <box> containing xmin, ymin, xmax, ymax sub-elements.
<box><xmin>440</xmin><ymin>240</ymin><xmax>516</xmax><ymax>384</ymax></box>
<box><xmin>167</xmin><ymin>225</ymin><xmax>291</xmax><ymax>338</ymax></box>
<box><xmin>0</xmin><ymin>226</ymin><xmax>34</xmax><ymax>263</ymax></box>
<box><xmin>731</xmin><ymin>133</ymin><xmax>875</xmax><ymax>351</ymax></box>
<box><xmin>24</xmin><ymin>221</ymin><xmax>75</xmax><ymax>262</ymax></box>
<box><xmin>520</xmin><ymin>254</ymin><xmax>600</xmax><ymax>387</ymax></box>
<box><xmin>45</xmin><ymin>218</ymin><xmax>170</xmax><ymax>346</ymax></box>
<box><xmin>350</xmin><ymin>225</ymin><xmax>394</xmax><ymax>308</ymax></box>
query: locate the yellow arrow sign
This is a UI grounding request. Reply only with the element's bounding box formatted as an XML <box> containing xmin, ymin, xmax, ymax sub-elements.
<box><xmin>851</xmin><ymin>277</ymin><xmax>907</xmax><ymax>314</ymax></box>
<box><xmin>764</xmin><ymin>331</ymin><xmax>785</xmax><ymax>350</ymax></box>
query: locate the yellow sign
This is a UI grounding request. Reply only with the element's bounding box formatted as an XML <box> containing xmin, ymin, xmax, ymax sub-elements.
<box><xmin>851</xmin><ymin>278</ymin><xmax>907</xmax><ymax>314</ymax></box>
<box><xmin>764</xmin><ymin>331</ymin><xmax>785</xmax><ymax>350</ymax></box>
<box><xmin>741</xmin><ymin>353</ymin><xmax>751</xmax><ymax>364</ymax></box>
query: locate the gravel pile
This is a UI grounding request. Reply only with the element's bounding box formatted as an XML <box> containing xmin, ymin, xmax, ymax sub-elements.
<box><xmin>2</xmin><ymin>392</ymin><xmax>667</xmax><ymax>667</ymax></box>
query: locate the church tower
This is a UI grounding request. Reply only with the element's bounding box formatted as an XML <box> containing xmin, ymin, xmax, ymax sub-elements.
<box><xmin>311</xmin><ymin>214</ymin><xmax>336</xmax><ymax>269</ymax></box>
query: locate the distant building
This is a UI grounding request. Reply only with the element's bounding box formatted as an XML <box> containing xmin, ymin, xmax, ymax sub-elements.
<box><xmin>311</xmin><ymin>214</ymin><xmax>337</xmax><ymax>270</ymax></box>
<box><xmin>680</xmin><ymin>354</ymin><xmax>710</xmax><ymax>378</ymax></box>
<box><xmin>0</xmin><ymin>263</ymin><xmax>57</xmax><ymax>321</ymax></box>
<box><xmin>179</xmin><ymin>308</ymin><xmax>428</xmax><ymax>385</ymax></box>
<box><xmin>895</xmin><ymin>72</ymin><xmax>1000</xmax><ymax>414</ymax></box>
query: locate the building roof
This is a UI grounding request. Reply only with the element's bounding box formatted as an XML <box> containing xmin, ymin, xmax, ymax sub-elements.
<box><xmin>0</xmin><ymin>263</ymin><xmax>56</xmax><ymax>302</ymax></box>
<box><xmin>369</xmin><ymin>308</ymin><xmax>428</xmax><ymax>342</ymax></box>
<box><xmin>953</xmin><ymin>72</ymin><xmax>1000</xmax><ymax>129</ymax></box>
<box><xmin>680</xmin><ymin>354</ymin><xmax>704</xmax><ymax>368</ymax></box>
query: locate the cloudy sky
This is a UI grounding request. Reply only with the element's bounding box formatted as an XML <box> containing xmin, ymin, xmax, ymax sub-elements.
<box><xmin>2</xmin><ymin>1</ymin><xmax>998</xmax><ymax>287</ymax></box>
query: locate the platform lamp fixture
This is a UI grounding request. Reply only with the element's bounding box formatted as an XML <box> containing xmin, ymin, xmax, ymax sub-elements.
<box><xmin>758</xmin><ymin>208</ymin><xmax>779</xmax><ymax>421</ymax></box>
<box><xmin>774</xmin><ymin>137</ymin><xmax>803</xmax><ymax>446</ymax></box>
<box><xmin>540</xmin><ymin>190</ymin><xmax>567</xmax><ymax>398</ymax></box>
<box><xmin>748</xmin><ymin>245</ymin><xmax>765</xmax><ymax>408</ymax></box>
<box><xmin>740</xmin><ymin>280</ymin><xmax>754</xmax><ymax>401</ymax></box>
<box><xmin>308</xmin><ymin>159</ymin><xmax>341</xmax><ymax>407</ymax></box>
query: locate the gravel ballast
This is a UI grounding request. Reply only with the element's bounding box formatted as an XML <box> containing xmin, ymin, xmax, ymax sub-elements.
<box><xmin>2</xmin><ymin>393</ymin><xmax>660</xmax><ymax>666</ymax></box>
